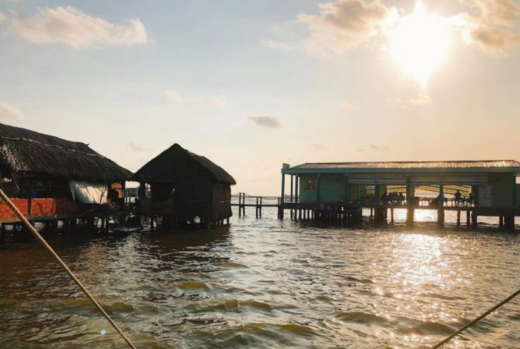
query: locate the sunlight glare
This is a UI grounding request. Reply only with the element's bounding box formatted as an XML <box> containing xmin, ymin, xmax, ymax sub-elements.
<box><xmin>391</xmin><ymin>4</ymin><xmax>450</xmax><ymax>84</ymax></box>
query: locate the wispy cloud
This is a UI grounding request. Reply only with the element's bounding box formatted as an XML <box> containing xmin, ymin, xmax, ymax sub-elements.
<box><xmin>388</xmin><ymin>93</ymin><xmax>431</xmax><ymax>109</ymax></box>
<box><xmin>262</xmin><ymin>39</ymin><xmax>297</xmax><ymax>52</ymax></box>
<box><xmin>451</xmin><ymin>0</ymin><xmax>520</xmax><ymax>55</ymax></box>
<box><xmin>9</xmin><ymin>6</ymin><xmax>147</xmax><ymax>49</ymax></box>
<box><xmin>405</xmin><ymin>93</ymin><xmax>431</xmax><ymax>107</ymax></box>
<box><xmin>309</xmin><ymin>143</ymin><xmax>330</xmax><ymax>152</ymax></box>
<box><xmin>164</xmin><ymin>90</ymin><xmax>227</xmax><ymax>107</ymax></box>
<box><xmin>368</xmin><ymin>144</ymin><xmax>388</xmax><ymax>150</ymax></box>
<box><xmin>357</xmin><ymin>144</ymin><xmax>388</xmax><ymax>152</ymax></box>
<box><xmin>0</xmin><ymin>101</ymin><xmax>23</xmax><ymax>120</ymax></box>
<box><xmin>128</xmin><ymin>142</ymin><xmax>153</xmax><ymax>152</ymax></box>
<box><xmin>0</xmin><ymin>12</ymin><xmax>5</xmax><ymax>23</ymax></box>
<box><xmin>298</xmin><ymin>0</ymin><xmax>398</xmax><ymax>55</ymax></box>
<box><xmin>340</xmin><ymin>100</ymin><xmax>360</xmax><ymax>112</ymax></box>
<box><xmin>248</xmin><ymin>115</ymin><xmax>283</xmax><ymax>129</ymax></box>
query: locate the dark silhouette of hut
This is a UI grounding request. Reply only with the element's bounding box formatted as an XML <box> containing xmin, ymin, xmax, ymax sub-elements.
<box><xmin>132</xmin><ymin>143</ymin><xmax>236</xmax><ymax>228</ymax></box>
<box><xmin>0</xmin><ymin>123</ymin><xmax>132</xmax><ymax>226</ymax></box>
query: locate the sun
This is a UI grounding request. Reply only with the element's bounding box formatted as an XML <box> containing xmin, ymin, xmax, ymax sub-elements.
<box><xmin>391</xmin><ymin>3</ymin><xmax>451</xmax><ymax>85</ymax></box>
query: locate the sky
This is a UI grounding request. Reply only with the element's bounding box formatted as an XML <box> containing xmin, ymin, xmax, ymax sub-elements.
<box><xmin>0</xmin><ymin>0</ymin><xmax>520</xmax><ymax>195</ymax></box>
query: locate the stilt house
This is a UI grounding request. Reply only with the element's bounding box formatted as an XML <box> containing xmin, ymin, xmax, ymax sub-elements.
<box><xmin>0</xmin><ymin>123</ymin><xmax>132</xmax><ymax>223</ymax></box>
<box><xmin>132</xmin><ymin>144</ymin><xmax>236</xmax><ymax>227</ymax></box>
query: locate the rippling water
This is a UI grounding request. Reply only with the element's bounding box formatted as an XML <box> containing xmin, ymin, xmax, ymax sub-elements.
<box><xmin>1</xmin><ymin>207</ymin><xmax>520</xmax><ymax>348</ymax></box>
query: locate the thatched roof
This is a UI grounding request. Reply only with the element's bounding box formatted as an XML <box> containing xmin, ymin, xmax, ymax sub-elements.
<box><xmin>0</xmin><ymin>123</ymin><xmax>132</xmax><ymax>182</ymax></box>
<box><xmin>132</xmin><ymin>143</ymin><xmax>236</xmax><ymax>185</ymax></box>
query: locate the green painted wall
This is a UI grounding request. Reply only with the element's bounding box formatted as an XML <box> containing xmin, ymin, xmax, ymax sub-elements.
<box><xmin>319</xmin><ymin>175</ymin><xmax>345</xmax><ymax>202</ymax></box>
<box><xmin>299</xmin><ymin>174</ymin><xmax>351</xmax><ymax>202</ymax></box>
<box><xmin>299</xmin><ymin>174</ymin><xmax>317</xmax><ymax>202</ymax></box>
<box><xmin>490</xmin><ymin>173</ymin><xmax>514</xmax><ymax>206</ymax></box>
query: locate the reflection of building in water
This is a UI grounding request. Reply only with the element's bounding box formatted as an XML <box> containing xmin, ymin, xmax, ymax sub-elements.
<box><xmin>132</xmin><ymin>143</ymin><xmax>236</xmax><ymax>229</ymax></box>
<box><xmin>280</xmin><ymin>160</ymin><xmax>520</xmax><ymax>229</ymax></box>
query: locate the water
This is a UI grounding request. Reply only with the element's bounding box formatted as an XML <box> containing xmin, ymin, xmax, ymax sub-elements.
<box><xmin>0</xmin><ymin>207</ymin><xmax>519</xmax><ymax>348</ymax></box>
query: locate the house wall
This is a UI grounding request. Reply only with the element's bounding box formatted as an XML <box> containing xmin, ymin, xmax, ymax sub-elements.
<box><xmin>319</xmin><ymin>174</ymin><xmax>345</xmax><ymax>202</ymax></box>
<box><xmin>0</xmin><ymin>198</ymin><xmax>85</xmax><ymax>221</ymax></box>
<box><xmin>489</xmin><ymin>173</ymin><xmax>514</xmax><ymax>206</ymax></box>
<box><xmin>212</xmin><ymin>184</ymin><xmax>232</xmax><ymax>221</ymax></box>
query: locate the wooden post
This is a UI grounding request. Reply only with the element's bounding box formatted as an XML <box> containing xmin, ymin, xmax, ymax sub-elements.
<box><xmin>466</xmin><ymin>210</ymin><xmax>470</xmax><ymax>228</ymax></box>
<box><xmin>505</xmin><ymin>215</ymin><xmax>514</xmax><ymax>230</ymax></box>
<box><xmin>471</xmin><ymin>213</ymin><xmax>478</xmax><ymax>228</ymax></box>
<box><xmin>295</xmin><ymin>176</ymin><xmax>299</xmax><ymax>205</ymax></box>
<box><xmin>28</xmin><ymin>179</ymin><xmax>33</xmax><ymax>217</ymax></box>
<box><xmin>406</xmin><ymin>177</ymin><xmax>414</xmax><ymax>226</ymax></box>
<box><xmin>390</xmin><ymin>208</ymin><xmax>394</xmax><ymax>224</ymax></box>
<box><xmin>456</xmin><ymin>210</ymin><xmax>461</xmax><ymax>227</ymax></box>
<box><xmin>437</xmin><ymin>208</ymin><xmax>445</xmax><ymax>227</ymax></box>
<box><xmin>280</xmin><ymin>174</ymin><xmax>286</xmax><ymax>220</ymax></box>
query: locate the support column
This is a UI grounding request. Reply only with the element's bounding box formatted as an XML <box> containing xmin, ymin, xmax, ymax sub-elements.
<box><xmin>316</xmin><ymin>174</ymin><xmax>321</xmax><ymax>202</ymax></box>
<box><xmin>505</xmin><ymin>214</ymin><xmax>515</xmax><ymax>230</ymax></box>
<box><xmin>437</xmin><ymin>185</ymin><xmax>445</xmax><ymax>227</ymax></box>
<box><xmin>406</xmin><ymin>177</ymin><xmax>414</xmax><ymax>226</ymax></box>
<box><xmin>290</xmin><ymin>175</ymin><xmax>294</xmax><ymax>204</ymax></box>
<box><xmin>295</xmin><ymin>176</ymin><xmax>299</xmax><ymax>205</ymax></box>
<box><xmin>0</xmin><ymin>224</ymin><xmax>5</xmax><ymax>243</ymax></box>
<box><xmin>28</xmin><ymin>179</ymin><xmax>33</xmax><ymax>217</ymax></box>
<box><xmin>513</xmin><ymin>174</ymin><xmax>517</xmax><ymax>206</ymax></box>
<box><xmin>472</xmin><ymin>212</ymin><xmax>478</xmax><ymax>228</ymax></box>
<box><xmin>279</xmin><ymin>173</ymin><xmax>286</xmax><ymax>219</ymax></box>
<box><xmin>344</xmin><ymin>175</ymin><xmax>350</xmax><ymax>203</ymax></box>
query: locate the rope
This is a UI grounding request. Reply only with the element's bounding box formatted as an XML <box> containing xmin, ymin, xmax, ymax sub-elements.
<box><xmin>431</xmin><ymin>287</ymin><xmax>520</xmax><ymax>348</ymax></box>
<box><xmin>0</xmin><ymin>189</ymin><xmax>137</xmax><ymax>349</ymax></box>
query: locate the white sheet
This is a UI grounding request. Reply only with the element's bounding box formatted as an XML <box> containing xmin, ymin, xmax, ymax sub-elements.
<box><xmin>68</xmin><ymin>181</ymin><xmax>108</xmax><ymax>204</ymax></box>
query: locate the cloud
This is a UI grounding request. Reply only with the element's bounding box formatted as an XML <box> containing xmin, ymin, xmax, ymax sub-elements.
<box><xmin>298</xmin><ymin>0</ymin><xmax>398</xmax><ymax>54</ymax></box>
<box><xmin>357</xmin><ymin>144</ymin><xmax>388</xmax><ymax>152</ymax></box>
<box><xmin>9</xmin><ymin>6</ymin><xmax>147</xmax><ymax>49</ymax></box>
<box><xmin>340</xmin><ymin>100</ymin><xmax>360</xmax><ymax>112</ymax></box>
<box><xmin>248</xmin><ymin>115</ymin><xmax>283</xmax><ymax>129</ymax></box>
<box><xmin>128</xmin><ymin>142</ymin><xmax>153</xmax><ymax>152</ymax></box>
<box><xmin>164</xmin><ymin>90</ymin><xmax>227</xmax><ymax>107</ymax></box>
<box><xmin>452</xmin><ymin>0</ymin><xmax>520</xmax><ymax>55</ymax></box>
<box><xmin>368</xmin><ymin>144</ymin><xmax>388</xmax><ymax>150</ymax></box>
<box><xmin>309</xmin><ymin>143</ymin><xmax>330</xmax><ymax>152</ymax></box>
<box><xmin>0</xmin><ymin>101</ymin><xmax>23</xmax><ymax>120</ymax></box>
<box><xmin>406</xmin><ymin>93</ymin><xmax>431</xmax><ymax>107</ymax></box>
<box><xmin>0</xmin><ymin>12</ymin><xmax>5</xmax><ymax>23</ymax></box>
<box><xmin>263</xmin><ymin>40</ymin><xmax>297</xmax><ymax>51</ymax></box>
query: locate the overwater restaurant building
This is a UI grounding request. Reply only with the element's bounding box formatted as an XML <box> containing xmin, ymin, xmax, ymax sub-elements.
<box><xmin>280</xmin><ymin>161</ymin><xmax>520</xmax><ymax>226</ymax></box>
<box><xmin>0</xmin><ymin>123</ymin><xmax>133</xmax><ymax>224</ymax></box>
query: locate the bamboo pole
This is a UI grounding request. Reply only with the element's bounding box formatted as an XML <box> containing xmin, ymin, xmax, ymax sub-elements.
<box><xmin>0</xmin><ymin>189</ymin><xmax>137</xmax><ymax>349</ymax></box>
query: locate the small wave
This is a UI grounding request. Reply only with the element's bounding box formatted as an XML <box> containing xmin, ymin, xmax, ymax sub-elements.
<box><xmin>177</xmin><ymin>281</ymin><xmax>211</xmax><ymax>290</ymax></box>
<box><xmin>335</xmin><ymin>311</ymin><xmax>390</xmax><ymax>325</ymax></box>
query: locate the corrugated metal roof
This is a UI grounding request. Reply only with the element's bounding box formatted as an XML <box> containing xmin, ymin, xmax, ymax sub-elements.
<box><xmin>291</xmin><ymin>160</ymin><xmax>520</xmax><ymax>170</ymax></box>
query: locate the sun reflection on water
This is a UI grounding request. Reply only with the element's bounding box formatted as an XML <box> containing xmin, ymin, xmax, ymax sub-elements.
<box><xmin>370</xmin><ymin>233</ymin><xmax>470</xmax><ymax>327</ymax></box>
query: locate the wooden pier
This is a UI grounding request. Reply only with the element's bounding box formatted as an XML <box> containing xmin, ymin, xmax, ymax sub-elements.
<box><xmin>232</xmin><ymin>193</ymin><xmax>519</xmax><ymax>230</ymax></box>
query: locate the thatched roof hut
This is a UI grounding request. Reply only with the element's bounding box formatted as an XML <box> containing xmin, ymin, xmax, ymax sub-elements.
<box><xmin>0</xmin><ymin>123</ymin><xmax>132</xmax><ymax>182</ymax></box>
<box><xmin>132</xmin><ymin>143</ymin><xmax>236</xmax><ymax>227</ymax></box>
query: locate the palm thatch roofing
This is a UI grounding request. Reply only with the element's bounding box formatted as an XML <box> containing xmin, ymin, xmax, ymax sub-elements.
<box><xmin>132</xmin><ymin>143</ymin><xmax>236</xmax><ymax>185</ymax></box>
<box><xmin>0</xmin><ymin>123</ymin><xmax>132</xmax><ymax>182</ymax></box>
